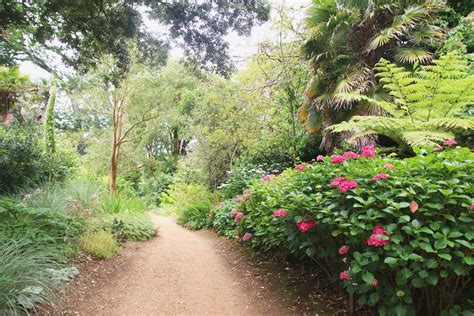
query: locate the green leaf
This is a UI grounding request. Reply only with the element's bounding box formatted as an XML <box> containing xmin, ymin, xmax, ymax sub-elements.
<box><xmin>362</xmin><ymin>271</ymin><xmax>375</xmax><ymax>284</ymax></box>
<box><xmin>438</xmin><ymin>253</ymin><xmax>452</xmax><ymax>261</ymax></box>
<box><xmin>384</xmin><ymin>257</ymin><xmax>398</xmax><ymax>266</ymax></box>
<box><xmin>369</xmin><ymin>292</ymin><xmax>380</xmax><ymax>306</ymax></box>
<box><xmin>435</xmin><ymin>239</ymin><xmax>448</xmax><ymax>250</ymax></box>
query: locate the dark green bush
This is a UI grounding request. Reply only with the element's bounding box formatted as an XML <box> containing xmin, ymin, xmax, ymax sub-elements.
<box><xmin>89</xmin><ymin>213</ymin><xmax>156</xmax><ymax>243</ymax></box>
<box><xmin>212</xmin><ymin>146</ymin><xmax>474</xmax><ymax>315</ymax></box>
<box><xmin>0</xmin><ymin>125</ymin><xmax>75</xmax><ymax>194</ymax></box>
<box><xmin>177</xmin><ymin>203</ymin><xmax>212</xmax><ymax>230</ymax></box>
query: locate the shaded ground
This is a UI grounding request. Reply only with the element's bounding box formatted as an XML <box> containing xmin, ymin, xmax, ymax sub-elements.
<box><xmin>49</xmin><ymin>215</ymin><xmax>347</xmax><ymax>315</ymax></box>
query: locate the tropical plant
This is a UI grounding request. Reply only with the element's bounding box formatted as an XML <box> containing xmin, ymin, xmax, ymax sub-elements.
<box><xmin>299</xmin><ymin>0</ymin><xmax>445</xmax><ymax>150</ymax></box>
<box><xmin>329</xmin><ymin>52</ymin><xmax>474</xmax><ymax>150</ymax></box>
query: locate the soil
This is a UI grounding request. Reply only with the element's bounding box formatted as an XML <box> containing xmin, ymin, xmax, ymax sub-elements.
<box><xmin>46</xmin><ymin>215</ymin><xmax>347</xmax><ymax>315</ymax></box>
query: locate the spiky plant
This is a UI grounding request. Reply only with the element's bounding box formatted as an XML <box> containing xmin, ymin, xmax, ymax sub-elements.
<box><xmin>329</xmin><ymin>52</ymin><xmax>474</xmax><ymax>151</ymax></box>
<box><xmin>299</xmin><ymin>0</ymin><xmax>445</xmax><ymax>151</ymax></box>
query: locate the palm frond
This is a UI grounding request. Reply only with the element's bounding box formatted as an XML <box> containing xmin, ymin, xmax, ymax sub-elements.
<box><xmin>395</xmin><ymin>47</ymin><xmax>433</xmax><ymax>64</ymax></box>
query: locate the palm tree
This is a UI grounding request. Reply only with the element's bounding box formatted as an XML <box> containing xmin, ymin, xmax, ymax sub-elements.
<box><xmin>299</xmin><ymin>0</ymin><xmax>444</xmax><ymax>151</ymax></box>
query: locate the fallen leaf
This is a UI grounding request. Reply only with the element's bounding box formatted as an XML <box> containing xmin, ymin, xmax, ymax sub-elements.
<box><xmin>409</xmin><ymin>200</ymin><xmax>418</xmax><ymax>213</ymax></box>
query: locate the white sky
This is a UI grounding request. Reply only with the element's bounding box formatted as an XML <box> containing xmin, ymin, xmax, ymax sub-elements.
<box><xmin>20</xmin><ymin>0</ymin><xmax>310</xmax><ymax>81</ymax></box>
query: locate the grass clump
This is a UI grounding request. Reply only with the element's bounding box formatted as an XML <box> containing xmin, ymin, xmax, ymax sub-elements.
<box><xmin>80</xmin><ymin>230</ymin><xmax>119</xmax><ymax>259</ymax></box>
<box><xmin>177</xmin><ymin>203</ymin><xmax>212</xmax><ymax>230</ymax></box>
<box><xmin>100</xmin><ymin>194</ymin><xmax>146</xmax><ymax>214</ymax></box>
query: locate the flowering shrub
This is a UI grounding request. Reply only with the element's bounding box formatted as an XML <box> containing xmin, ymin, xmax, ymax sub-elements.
<box><xmin>211</xmin><ymin>146</ymin><xmax>474</xmax><ymax>315</ymax></box>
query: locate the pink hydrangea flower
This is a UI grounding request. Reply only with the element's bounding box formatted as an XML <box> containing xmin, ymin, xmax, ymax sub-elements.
<box><xmin>339</xmin><ymin>270</ymin><xmax>351</xmax><ymax>280</ymax></box>
<box><xmin>331</xmin><ymin>155</ymin><xmax>346</xmax><ymax>164</ymax></box>
<box><xmin>242</xmin><ymin>233</ymin><xmax>252</xmax><ymax>241</ymax></box>
<box><xmin>372</xmin><ymin>173</ymin><xmax>389</xmax><ymax>182</ymax></box>
<box><xmin>330</xmin><ymin>177</ymin><xmax>347</xmax><ymax>187</ymax></box>
<box><xmin>366</xmin><ymin>226</ymin><xmax>390</xmax><ymax>246</ymax></box>
<box><xmin>272</xmin><ymin>209</ymin><xmax>287</xmax><ymax>218</ymax></box>
<box><xmin>338</xmin><ymin>245</ymin><xmax>350</xmax><ymax>255</ymax></box>
<box><xmin>235</xmin><ymin>212</ymin><xmax>244</xmax><ymax>222</ymax></box>
<box><xmin>361</xmin><ymin>145</ymin><xmax>375</xmax><ymax>158</ymax></box>
<box><xmin>236</xmin><ymin>195</ymin><xmax>244</xmax><ymax>203</ymax></box>
<box><xmin>343</xmin><ymin>151</ymin><xmax>359</xmax><ymax>159</ymax></box>
<box><xmin>384</xmin><ymin>164</ymin><xmax>395</xmax><ymax>170</ymax></box>
<box><xmin>295</xmin><ymin>165</ymin><xmax>305</xmax><ymax>171</ymax></box>
<box><xmin>339</xmin><ymin>180</ymin><xmax>358</xmax><ymax>192</ymax></box>
<box><xmin>230</xmin><ymin>208</ymin><xmax>238</xmax><ymax>217</ymax></box>
<box><xmin>370</xmin><ymin>279</ymin><xmax>379</xmax><ymax>287</ymax></box>
<box><xmin>306</xmin><ymin>163</ymin><xmax>312</xmax><ymax>167</ymax></box>
<box><xmin>433</xmin><ymin>145</ymin><xmax>443</xmax><ymax>152</ymax></box>
<box><xmin>262</xmin><ymin>174</ymin><xmax>276</xmax><ymax>183</ymax></box>
<box><xmin>470</xmin><ymin>203</ymin><xmax>474</xmax><ymax>210</ymax></box>
<box><xmin>316</xmin><ymin>155</ymin><xmax>324</xmax><ymax>161</ymax></box>
<box><xmin>296</xmin><ymin>220</ymin><xmax>316</xmax><ymax>233</ymax></box>
<box><xmin>444</xmin><ymin>139</ymin><xmax>457</xmax><ymax>147</ymax></box>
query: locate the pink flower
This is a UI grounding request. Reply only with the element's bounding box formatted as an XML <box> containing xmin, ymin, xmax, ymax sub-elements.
<box><xmin>361</xmin><ymin>145</ymin><xmax>376</xmax><ymax>158</ymax></box>
<box><xmin>339</xmin><ymin>180</ymin><xmax>358</xmax><ymax>192</ymax></box>
<box><xmin>316</xmin><ymin>155</ymin><xmax>324</xmax><ymax>161</ymax></box>
<box><xmin>339</xmin><ymin>270</ymin><xmax>351</xmax><ymax>280</ymax></box>
<box><xmin>338</xmin><ymin>245</ymin><xmax>350</xmax><ymax>255</ymax></box>
<box><xmin>262</xmin><ymin>174</ymin><xmax>276</xmax><ymax>183</ymax></box>
<box><xmin>331</xmin><ymin>155</ymin><xmax>346</xmax><ymax>164</ymax></box>
<box><xmin>433</xmin><ymin>145</ymin><xmax>443</xmax><ymax>152</ymax></box>
<box><xmin>444</xmin><ymin>139</ymin><xmax>457</xmax><ymax>147</ymax></box>
<box><xmin>242</xmin><ymin>233</ymin><xmax>252</xmax><ymax>241</ymax></box>
<box><xmin>343</xmin><ymin>151</ymin><xmax>359</xmax><ymax>159</ymax></box>
<box><xmin>330</xmin><ymin>177</ymin><xmax>347</xmax><ymax>187</ymax></box>
<box><xmin>306</xmin><ymin>163</ymin><xmax>312</xmax><ymax>167</ymax></box>
<box><xmin>236</xmin><ymin>195</ymin><xmax>244</xmax><ymax>203</ymax></box>
<box><xmin>372</xmin><ymin>173</ymin><xmax>389</xmax><ymax>182</ymax></box>
<box><xmin>296</xmin><ymin>220</ymin><xmax>316</xmax><ymax>233</ymax></box>
<box><xmin>370</xmin><ymin>279</ymin><xmax>379</xmax><ymax>287</ymax></box>
<box><xmin>272</xmin><ymin>209</ymin><xmax>287</xmax><ymax>218</ymax></box>
<box><xmin>366</xmin><ymin>226</ymin><xmax>390</xmax><ymax>247</ymax></box>
<box><xmin>295</xmin><ymin>165</ymin><xmax>305</xmax><ymax>171</ymax></box>
<box><xmin>213</xmin><ymin>201</ymin><xmax>226</xmax><ymax>205</ymax></box>
<box><xmin>230</xmin><ymin>208</ymin><xmax>238</xmax><ymax>217</ymax></box>
<box><xmin>242</xmin><ymin>189</ymin><xmax>252</xmax><ymax>198</ymax></box>
<box><xmin>470</xmin><ymin>203</ymin><xmax>474</xmax><ymax>210</ymax></box>
<box><xmin>384</xmin><ymin>164</ymin><xmax>395</xmax><ymax>170</ymax></box>
<box><xmin>235</xmin><ymin>212</ymin><xmax>244</xmax><ymax>222</ymax></box>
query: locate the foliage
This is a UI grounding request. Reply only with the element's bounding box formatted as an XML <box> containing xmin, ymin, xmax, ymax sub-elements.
<box><xmin>211</xmin><ymin>146</ymin><xmax>474</xmax><ymax>315</ymax></box>
<box><xmin>80</xmin><ymin>230</ymin><xmax>119</xmax><ymax>259</ymax></box>
<box><xmin>300</xmin><ymin>0</ymin><xmax>445</xmax><ymax>150</ymax></box>
<box><xmin>177</xmin><ymin>203</ymin><xmax>212</xmax><ymax>230</ymax></box>
<box><xmin>0</xmin><ymin>124</ymin><xmax>76</xmax><ymax>194</ymax></box>
<box><xmin>100</xmin><ymin>194</ymin><xmax>146</xmax><ymax>214</ymax></box>
<box><xmin>329</xmin><ymin>53</ymin><xmax>474</xmax><ymax>150</ymax></box>
<box><xmin>0</xmin><ymin>237</ymin><xmax>60</xmax><ymax>315</ymax></box>
<box><xmin>43</xmin><ymin>85</ymin><xmax>57</xmax><ymax>153</ymax></box>
<box><xmin>218</xmin><ymin>164</ymin><xmax>268</xmax><ymax>200</ymax></box>
<box><xmin>161</xmin><ymin>181</ymin><xmax>212</xmax><ymax>215</ymax></box>
<box><xmin>0</xmin><ymin>66</ymin><xmax>30</xmax><ymax>117</ymax></box>
<box><xmin>88</xmin><ymin>213</ymin><xmax>156</xmax><ymax>243</ymax></box>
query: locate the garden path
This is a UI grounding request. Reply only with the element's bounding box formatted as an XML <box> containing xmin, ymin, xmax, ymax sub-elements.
<box><xmin>64</xmin><ymin>215</ymin><xmax>288</xmax><ymax>315</ymax></box>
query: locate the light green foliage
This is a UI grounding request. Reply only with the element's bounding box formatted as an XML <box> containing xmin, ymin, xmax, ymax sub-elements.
<box><xmin>330</xmin><ymin>53</ymin><xmax>474</xmax><ymax>149</ymax></box>
<box><xmin>161</xmin><ymin>181</ymin><xmax>212</xmax><ymax>215</ymax></box>
<box><xmin>80</xmin><ymin>230</ymin><xmax>119</xmax><ymax>259</ymax></box>
<box><xmin>100</xmin><ymin>194</ymin><xmax>147</xmax><ymax>214</ymax></box>
<box><xmin>88</xmin><ymin>213</ymin><xmax>156</xmax><ymax>243</ymax></box>
<box><xmin>177</xmin><ymin>203</ymin><xmax>212</xmax><ymax>230</ymax></box>
<box><xmin>44</xmin><ymin>85</ymin><xmax>57</xmax><ymax>153</ymax></box>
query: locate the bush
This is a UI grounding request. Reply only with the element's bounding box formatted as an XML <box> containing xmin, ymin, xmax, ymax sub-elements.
<box><xmin>80</xmin><ymin>230</ymin><xmax>119</xmax><ymax>259</ymax></box>
<box><xmin>0</xmin><ymin>238</ymin><xmax>60</xmax><ymax>314</ymax></box>
<box><xmin>218</xmin><ymin>164</ymin><xmax>269</xmax><ymax>199</ymax></box>
<box><xmin>100</xmin><ymin>194</ymin><xmax>147</xmax><ymax>214</ymax></box>
<box><xmin>161</xmin><ymin>181</ymin><xmax>212</xmax><ymax>215</ymax></box>
<box><xmin>177</xmin><ymin>203</ymin><xmax>212</xmax><ymax>230</ymax></box>
<box><xmin>212</xmin><ymin>146</ymin><xmax>474</xmax><ymax>315</ymax></box>
<box><xmin>0</xmin><ymin>125</ymin><xmax>76</xmax><ymax>194</ymax></box>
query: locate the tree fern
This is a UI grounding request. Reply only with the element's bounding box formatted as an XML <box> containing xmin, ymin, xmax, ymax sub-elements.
<box><xmin>329</xmin><ymin>52</ymin><xmax>474</xmax><ymax>149</ymax></box>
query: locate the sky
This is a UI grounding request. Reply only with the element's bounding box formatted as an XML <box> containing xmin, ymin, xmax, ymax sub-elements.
<box><xmin>19</xmin><ymin>0</ymin><xmax>311</xmax><ymax>81</ymax></box>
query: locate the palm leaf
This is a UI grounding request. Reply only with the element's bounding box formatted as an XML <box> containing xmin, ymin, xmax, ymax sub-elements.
<box><xmin>395</xmin><ymin>47</ymin><xmax>433</xmax><ymax>64</ymax></box>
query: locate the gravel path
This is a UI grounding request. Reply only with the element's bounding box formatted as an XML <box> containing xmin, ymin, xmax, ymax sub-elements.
<box><xmin>65</xmin><ymin>215</ymin><xmax>288</xmax><ymax>315</ymax></box>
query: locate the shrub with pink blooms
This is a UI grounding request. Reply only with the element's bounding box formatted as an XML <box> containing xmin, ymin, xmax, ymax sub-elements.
<box><xmin>210</xmin><ymin>146</ymin><xmax>474</xmax><ymax>315</ymax></box>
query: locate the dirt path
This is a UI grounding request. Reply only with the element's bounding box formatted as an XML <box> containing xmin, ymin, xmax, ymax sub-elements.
<box><xmin>60</xmin><ymin>215</ymin><xmax>289</xmax><ymax>315</ymax></box>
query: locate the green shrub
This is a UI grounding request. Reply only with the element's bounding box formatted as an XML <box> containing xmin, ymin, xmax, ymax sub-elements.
<box><xmin>214</xmin><ymin>146</ymin><xmax>474</xmax><ymax>315</ymax></box>
<box><xmin>80</xmin><ymin>230</ymin><xmax>119</xmax><ymax>259</ymax></box>
<box><xmin>161</xmin><ymin>181</ymin><xmax>212</xmax><ymax>215</ymax></box>
<box><xmin>177</xmin><ymin>203</ymin><xmax>212</xmax><ymax>230</ymax></box>
<box><xmin>87</xmin><ymin>213</ymin><xmax>156</xmax><ymax>242</ymax></box>
<box><xmin>218</xmin><ymin>164</ymin><xmax>268</xmax><ymax>199</ymax></box>
<box><xmin>0</xmin><ymin>125</ymin><xmax>76</xmax><ymax>194</ymax></box>
<box><xmin>0</xmin><ymin>237</ymin><xmax>60</xmax><ymax>314</ymax></box>
<box><xmin>100</xmin><ymin>194</ymin><xmax>146</xmax><ymax>214</ymax></box>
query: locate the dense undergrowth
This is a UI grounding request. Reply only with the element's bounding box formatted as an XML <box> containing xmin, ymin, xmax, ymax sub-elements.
<box><xmin>174</xmin><ymin>145</ymin><xmax>474</xmax><ymax>315</ymax></box>
<box><xmin>0</xmin><ymin>180</ymin><xmax>155</xmax><ymax>314</ymax></box>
